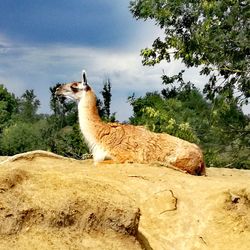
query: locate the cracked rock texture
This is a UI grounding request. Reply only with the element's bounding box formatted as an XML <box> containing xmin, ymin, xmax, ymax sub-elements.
<box><xmin>0</xmin><ymin>151</ymin><xmax>250</xmax><ymax>250</ymax></box>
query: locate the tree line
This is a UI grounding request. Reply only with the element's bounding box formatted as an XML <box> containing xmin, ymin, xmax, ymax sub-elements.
<box><xmin>0</xmin><ymin>80</ymin><xmax>114</xmax><ymax>160</ymax></box>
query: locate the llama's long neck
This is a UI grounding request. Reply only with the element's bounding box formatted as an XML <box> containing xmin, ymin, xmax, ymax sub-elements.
<box><xmin>78</xmin><ymin>99</ymin><xmax>101</xmax><ymax>124</ymax></box>
<box><xmin>77</xmin><ymin>95</ymin><xmax>103</xmax><ymax>151</ymax></box>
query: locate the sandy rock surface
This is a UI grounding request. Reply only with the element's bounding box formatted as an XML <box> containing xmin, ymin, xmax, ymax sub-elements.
<box><xmin>0</xmin><ymin>151</ymin><xmax>249</xmax><ymax>250</ymax></box>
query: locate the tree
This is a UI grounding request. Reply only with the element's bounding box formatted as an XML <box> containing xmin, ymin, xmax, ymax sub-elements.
<box><xmin>48</xmin><ymin>124</ymin><xmax>89</xmax><ymax>159</ymax></box>
<box><xmin>50</xmin><ymin>83</ymin><xmax>64</xmax><ymax>116</ymax></box>
<box><xmin>49</xmin><ymin>84</ymin><xmax>78</xmax><ymax>128</ymax></box>
<box><xmin>100</xmin><ymin>78</ymin><xmax>112</xmax><ymax>119</ymax></box>
<box><xmin>0</xmin><ymin>120</ymin><xmax>48</xmax><ymax>155</ymax></box>
<box><xmin>98</xmin><ymin>78</ymin><xmax>116</xmax><ymax>122</ymax></box>
<box><xmin>46</xmin><ymin>83</ymin><xmax>88</xmax><ymax>158</ymax></box>
<box><xmin>128</xmin><ymin>89</ymin><xmax>203</xmax><ymax>143</ymax></box>
<box><xmin>130</xmin><ymin>0</ymin><xmax>250</xmax><ymax>103</ymax></box>
<box><xmin>0</xmin><ymin>85</ymin><xmax>18</xmax><ymax>132</ymax></box>
<box><xmin>17</xmin><ymin>89</ymin><xmax>40</xmax><ymax>122</ymax></box>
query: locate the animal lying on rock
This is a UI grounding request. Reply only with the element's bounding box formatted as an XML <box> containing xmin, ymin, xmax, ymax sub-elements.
<box><xmin>56</xmin><ymin>70</ymin><xmax>206</xmax><ymax>175</ymax></box>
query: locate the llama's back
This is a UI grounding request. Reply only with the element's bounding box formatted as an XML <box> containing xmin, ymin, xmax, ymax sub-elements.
<box><xmin>97</xmin><ymin>123</ymin><xmax>158</xmax><ymax>162</ymax></box>
<box><xmin>97</xmin><ymin>123</ymin><xmax>205</xmax><ymax>175</ymax></box>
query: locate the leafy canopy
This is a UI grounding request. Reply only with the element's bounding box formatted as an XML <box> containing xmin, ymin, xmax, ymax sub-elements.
<box><xmin>16</xmin><ymin>89</ymin><xmax>41</xmax><ymax>122</ymax></box>
<box><xmin>0</xmin><ymin>85</ymin><xmax>18</xmax><ymax>131</ymax></box>
<box><xmin>130</xmin><ymin>0</ymin><xmax>250</xmax><ymax>102</ymax></box>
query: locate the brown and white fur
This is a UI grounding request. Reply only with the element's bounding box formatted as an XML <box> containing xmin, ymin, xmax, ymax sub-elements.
<box><xmin>56</xmin><ymin>70</ymin><xmax>206</xmax><ymax>175</ymax></box>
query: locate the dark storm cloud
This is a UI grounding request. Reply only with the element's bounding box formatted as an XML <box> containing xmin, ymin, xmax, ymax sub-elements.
<box><xmin>0</xmin><ymin>0</ymin><xmax>136</xmax><ymax>47</ymax></box>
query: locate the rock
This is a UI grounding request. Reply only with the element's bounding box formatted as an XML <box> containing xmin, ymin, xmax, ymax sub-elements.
<box><xmin>0</xmin><ymin>151</ymin><xmax>250</xmax><ymax>250</ymax></box>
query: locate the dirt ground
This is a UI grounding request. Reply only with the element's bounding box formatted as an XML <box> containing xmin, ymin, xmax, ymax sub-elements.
<box><xmin>0</xmin><ymin>151</ymin><xmax>249</xmax><ymax>250</ymax></box>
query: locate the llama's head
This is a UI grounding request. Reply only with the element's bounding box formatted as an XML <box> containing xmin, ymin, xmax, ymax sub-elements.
<box><xmin>55</xmin><ymin>70</ymin><xmax>91</xmax><ymax>102</ymax></box>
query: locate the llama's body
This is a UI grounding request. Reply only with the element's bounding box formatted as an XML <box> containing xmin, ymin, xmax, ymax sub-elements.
<box><xmin>56</xmin><ymin>70</ymin><xmax>205</xmax><ymax>175</ymax></box>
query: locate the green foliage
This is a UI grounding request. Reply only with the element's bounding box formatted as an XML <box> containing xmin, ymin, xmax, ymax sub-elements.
<box><xmin>98</xmin><ymin>78</ymin><xmax>116</xmax><ymax>122</ymax></box>
<box><xmin>0</xmin><ymin>85</ymin><xmax>18</xmax><ymax>132</ymax></box>
<box><xmin>203</xmin><ymin>95</ymin><xmax>250</xmax><ymax>168</ymax></box>
<box><xmin>129</xmin><ymin>90</ymin><xmax>201</xmax><ymax>143</ymax></box>
<box><xmin>46</xmin><ymin>84</ymin><xmax>88</xmax><ymax>158</ymax></box>
<box><xmin>100</xmin><ymin>78</ymin><xmax>112</xmax><ymax>119</ymax></box>
<box><xmin>47</xmin><ymin>124</ymin><xmax>88</xmax><ymax>159</ymax></box>
<box><xmin>50</xmin><ymin>83</ymin><xmax>64</xmax><ymax>116</ymax></box>
<box><xmin>0</xmin><ymin>85</ymin><xmax>89</xmax><ymax>158</ymax></box>
<box><xmin>0</xmin><ymin>79</ymin><xmax>116</xmax><ymax>158</ymax></box>
<box><xmin>130</xmin><ymin>0</ymin><xmax>250</xmax><ymax>102</ymax></box>
<box><xmin>0</xmin><ymin>120</ymin><xmax>48</xmax><ymax>155</ymax></box>
<box><xmin>0</xmin><ymin>87</ymin><xmax>49</xmax><ymax>155</ymax></box>
<box><xmin>15</xmin><ymin>89</ymin><xmax>41</xmax><ymax>122</ymax></box>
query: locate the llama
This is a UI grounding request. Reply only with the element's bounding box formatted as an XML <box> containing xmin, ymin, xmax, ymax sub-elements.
<box><xmin>55</xmin><ymin>70</ymin><xmax>206</xmax><ymax>175</ymax></box>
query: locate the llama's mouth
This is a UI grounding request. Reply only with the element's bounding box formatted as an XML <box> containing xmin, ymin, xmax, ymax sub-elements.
<box><xmin>56</xmin><ymin>95</ymin><xmax>67</xmax><ymax>103</ymax></box>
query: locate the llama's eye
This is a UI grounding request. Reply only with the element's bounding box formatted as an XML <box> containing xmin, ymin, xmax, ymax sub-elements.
<box><xmin>70</xmin><ymin>84</ymin><xmax>79</xmax><ymax>92</ymax></box>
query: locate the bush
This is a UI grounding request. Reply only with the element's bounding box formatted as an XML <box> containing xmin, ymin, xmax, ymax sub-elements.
<box><xmin>47</xmin><ymin>124</ymin><xmax>89</xmax><ymax>159</ymax></box>
<box><xmin>0</xmin><ymin>121</ymin><xmax>48</xmax><ymax>155</ymax></box>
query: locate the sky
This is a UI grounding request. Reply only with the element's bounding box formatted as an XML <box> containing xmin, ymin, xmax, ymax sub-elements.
<box><xmin>0</xmin><ymin>0</ymin><xmax>248</xmax><ymax>121</ymax></box>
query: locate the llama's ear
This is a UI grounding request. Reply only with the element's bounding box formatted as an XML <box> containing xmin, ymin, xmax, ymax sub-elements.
<box><xmin>82</xmin><ymin>70</ymin><xmax>88</xmax><ymax>86</ymax></box>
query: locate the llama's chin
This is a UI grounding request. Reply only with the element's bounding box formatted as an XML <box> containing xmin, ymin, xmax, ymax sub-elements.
<box><xmin>64</xmin><ymin>95</ymin><xmax>78</xmax><ymax>102</ymax></box>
